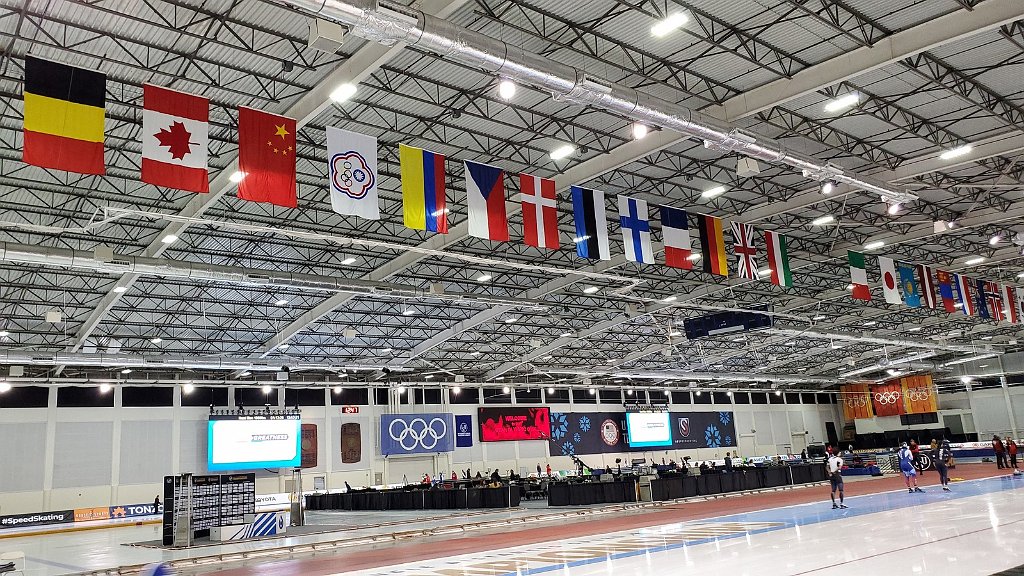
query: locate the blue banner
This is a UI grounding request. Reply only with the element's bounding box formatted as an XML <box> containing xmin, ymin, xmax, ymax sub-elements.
<box><xmin>380</xmin><ymin>413</ymin><xmax>455</xmax><ymax>455</ymax></box>
<box><xmin>455</xmin><ymin>415</ymin><xmax>474</xmax><ymax>447</ymax></box>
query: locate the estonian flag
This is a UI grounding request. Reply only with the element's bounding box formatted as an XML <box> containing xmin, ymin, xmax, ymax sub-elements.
<box><xmin>22</xmin><ymin>56</ymin><xmax>105</xmax><ymax>174</ymax></box>
<box><xmin>570</xmin><ymin>186</ymin><xmax>610</xmax><ymax>260</ymax></box>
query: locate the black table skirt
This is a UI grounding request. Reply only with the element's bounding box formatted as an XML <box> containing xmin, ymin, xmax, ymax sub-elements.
<box><xmin>649</xmin><ymin>465</ymin><xmax>825</xmax><ymax>501</ymax></box>
<box><xmin>306</xmin><ymin>486</ymin><xmax>521</xmax><ymax>511</ymax></box>
<box><xmin>548</xmin><ymin>480</ymin><xmax>638</xmax><ymax>506</ymax></box>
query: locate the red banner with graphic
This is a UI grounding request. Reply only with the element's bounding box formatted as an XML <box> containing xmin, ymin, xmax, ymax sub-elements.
<box><xmin>870</xmin><ymin>380</ymin><xmax>906</xmax><ymax>417</ymax></box>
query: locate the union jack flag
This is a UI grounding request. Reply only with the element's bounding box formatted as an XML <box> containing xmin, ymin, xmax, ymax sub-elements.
<box><xmin>731</xmin><ymin>221</ymin><xmax>758</xmax><ymax>280</ymax></box>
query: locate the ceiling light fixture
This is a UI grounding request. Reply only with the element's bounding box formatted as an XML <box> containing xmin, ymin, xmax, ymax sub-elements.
<box><xmin>940</xmin><ymin>144</ymin><xmax>973</xmax><ymax>160</ymax></box>
<box><xmin>687</xmin><ymin>253</ymin><xmax>701</xmax><ymax>261</ymax></box>
<box><xmin>662</xmin><ymin>295</ymin><xmax>678</xmax><ymax>302</ymax></box>
<box><xmin>547</xmin><ymin>387</ymin><xmax>555</xmax><ymax>394</ymax></box>
<box><xmin>989</xmin><ymin>234</ymin><xmax>1002</xmax><ymax>246</ymax></box>
<box><xmin>824</xmin><ymin>93</ymin><xmax>860</xmax><ymax>113</ymax></box>
<box><xmin>503</xmin><ymin>385</ymin><xmax>510</xmax><ymax>393</ymax></box>
<box><xmin>182</xmin><ymin>383</ymin><xmax>195</xmax><ymax>394</ymax></box>
<box><xmin>550</xmin><ymin>144</ymin><xmax>575</xmax><ymax>160</ymax></box>
<box><xmin>669</xmin><ymin>330</ymin><xmax>681</xmax><ymax>337</ymax></box>
<box><xmin>120</xmin><ymin>368</ymin><xmax>132</xmax><ymax>374</ymax></box>
<box><xmin>887</xmin><ymin>203</ymin><xmax>901</xmax><ymax>216</ymax></box>
<box><xmin>329</xmin><ymin>82</ymin><xmax>357</xmax><ymax>103</ymax></box>
<box><xmin>504</xmin><ymin>317</ymin><xmax>518</xmax><ymax>324</ymax></box>
<box><xmin>632</xmin><ymin>123</ymin><xmax>649</xmax><ymax>140</ymax></box>
<box><xmin>964</xmin><ymin>256</ymin><xmax>985</xmax><ymax>266</ymax></box>
<box><xmin>452</xmin><ymin>386</ymin><xmax>461</xmax><ymax>395</ymax></box>
<box><xmin>278</xmin><ymin>343</ymin><xmax>290</xmax><ymax>350</ymax></box>
<box><xmin>160</xmin><ymin>234</ymin><xmax>178</xmax><ymax>245</ymax></box>
<box><xmin>812</xmin><ymin>315</ymin><xmax>826</xmax><ymax>321</ymax></box>
<box><xmin>497</xmin><ymin>79</ymin><xmax>516</xmax><ymax>100</ymax></box>
<box><xmin>229</xmin><ymin>171</ymin><xmax>246</xmax><ymax>183</ymax></box>
<box><xmin>402</xmin><ymin>308</ymin><xmax>415</xmax><ymax>316</ymax></box>
<box><xmin>340</xmin><ymin>256</ymin><xmax>357</xmax><ymax>265</ymax></box>
<box><xmin>150</xmin><ymin>337</ymin><xmax>163</xmax><ymax>344</ymax></box>
<box><xmin>811</xmin><ymin>215</ymin><xmax>835</xmax><ymax>226</ymax></box>
<box><xmin>0</xmin><ymin>382</ymin><xmax>11</xmax><ymax>393</ymax></box>
<box><xmin>757</xmin><ymin>268</ymin><xmax>773</xmax><ymax>277</ymax></box>
<box><xmin>701</xmin><ymin>185</ymin><xmax>727</xmax><ymax>199</ymax></box>
<box><xmin>113</xmin><ymin>286</ymin><xmax>128</xmax><ymax>293</ymax></box>
<box><xmin>583</xmin><ymin>286</ymin><xmax>599</xmax><ymax>294</ymax></box>
<box><xmin>425</xmin><ymin>374</ymin><xmax>434</xmax><ymax>379</ymax></box>
<box><xmin>99</xmin><ymin>383</ymin><xmax>112</xmax><ymax>393</ymax></box>
<box><xmin>0</xmin><ymin>330</ymin><xmax>8</xmax><ymax>337</ymax></box>
<box><xmin>275</xmin><ymin>299</ymin><xmax>289</xmax><ymax>306</ymax></box>
<box><xmin>651</xmin><ymin>12</ymin><xmax>689</xmax><ymax>37</ymax></box>
<box><xmin>820</xmin><ymin>180</ymin><xmax>836</xmax><ymax>194</ymax></box>
<box><xmin>476</xmin><ymin>274</ymin><xmax>492</xmax><ymax>282</ymax></box>
<box><xmin>397</xmin><ymin>386</ymin><xmax>406</xmax><ymax>394</ymax></box>
<box><xmin>863</xmin><ymin>240</ymin><xmax>885</xmax><ymax>251</ymax></box>
<box><xmin>333</xmin><ymin>385</ymin><xmax>342</xmax><ymax>394</ymax></box>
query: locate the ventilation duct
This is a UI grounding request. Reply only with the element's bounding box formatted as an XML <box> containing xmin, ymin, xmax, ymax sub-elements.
<box><xmin>280</xmin><ymin>0</ymin><xmax>916</xmax><ymax>204</ymax></box>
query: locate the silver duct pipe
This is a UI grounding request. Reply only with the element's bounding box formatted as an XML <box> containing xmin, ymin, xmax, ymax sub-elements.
<box><xmin>549</xmin><ymin>368</ymin><xmax>833</xmax><ymax>385</ymax></box>
<box><xmin>0</xmin><ymin>242</ymin><xmax>548</xmax><ymax>309</ymax></box>
<box><xmin>770</xmin><ymin>327</ymin><xmax>989</xmax><ymax>355</ymax></box>
<box><xmin>284</xmin><ymin>0</ymin><xmax>914</xmax><ymax>203</ymax></box>
<box><xmin>0</xmin><ymin>350</ymin><xmax>397</xmax><ymax>372</ymax></box>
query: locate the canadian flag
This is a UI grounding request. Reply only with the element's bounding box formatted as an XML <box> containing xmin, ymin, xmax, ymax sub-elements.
<box><xmin>141</xmin><ymin>84</ymin><xmax>209</xmax><ymax>193</ymax></box>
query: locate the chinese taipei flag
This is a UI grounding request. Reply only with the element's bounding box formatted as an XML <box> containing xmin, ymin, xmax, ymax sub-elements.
<box><xmin>327</xmin><ymin>127</ymin><xmax>379</xmax><ymax>219</ymax></box>
<box><xmin>141</xmin><ymin>85</ymin><xmax>208</xmax><ymax>193</ymax></box>
<box><xmin>465</xmin><ymin>160</ymin><xmax>509</xmax><ymax>241</ymax></box>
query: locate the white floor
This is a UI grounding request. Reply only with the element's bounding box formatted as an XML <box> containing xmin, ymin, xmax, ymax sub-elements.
<box><xmin>338</xmin><ymin>476</ymin><xmax>1024</xmax><ymax>576</ymax></box>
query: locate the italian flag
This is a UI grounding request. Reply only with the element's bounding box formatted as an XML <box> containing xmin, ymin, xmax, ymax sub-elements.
<box><xmin>764</xmin><ymin>230</ymin><xmax>793</xmax><ymax>287</ymax></box>
<box><xmin>848</xmin><ymin>250</ymin><xmax>871</xmax><ymax>300</ymax></box>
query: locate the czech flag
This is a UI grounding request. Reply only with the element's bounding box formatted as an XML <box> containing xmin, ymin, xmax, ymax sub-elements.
<box><xmin>465</xmin><ymin>160</ymin><xmax>508</xmax><ymax>241</ymax></box>
<box><xmin>400</xmin><ymin>144</ymin><xmax>448</xmax><ymax>233</ymax></box>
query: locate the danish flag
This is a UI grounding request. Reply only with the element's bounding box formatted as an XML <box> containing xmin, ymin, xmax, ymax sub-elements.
<box><xmin>520</xmin><ymin>173</ymin><xmax>559</xmax><ymax>249</ymax></box>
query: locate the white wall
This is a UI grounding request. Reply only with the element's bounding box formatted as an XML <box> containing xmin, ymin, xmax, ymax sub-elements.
<box><xmin>0</xmin><ymin>387</ymin><xmax>839</xmax><ymax>515</ymax></box>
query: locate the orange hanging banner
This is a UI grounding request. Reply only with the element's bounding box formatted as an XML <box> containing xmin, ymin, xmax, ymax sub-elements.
<box><xmin>901</xmin><ymin>374</ymin><xmax>937</xmax><ymax>414</ymax></box>
<box><xmin>840</xmin><ymin>383</ymin><xmax>874</xmax><ymax>420</ymax></box>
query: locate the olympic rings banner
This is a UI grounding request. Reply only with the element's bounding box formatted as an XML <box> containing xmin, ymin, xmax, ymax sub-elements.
<box><xmin>870</xmin><ymin>380</ymin><xmax>906</xmax><ymax>417</ymax></box>
<box><xmin>840</xmin><ymin>383</ymin><xmax>874</xmax><ymax>420</ymax></box>
<box><xmin>380</xmin><ymin>413</ymin><xmax>455</xmax><ymax>456</ymax></box>
<box><xmin>900</xmin><ymin>374</ymin><xmax>937</xmax><ymax>414</ymax></box>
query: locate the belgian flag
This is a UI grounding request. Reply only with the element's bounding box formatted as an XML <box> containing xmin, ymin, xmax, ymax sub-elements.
<box><xmin>22</xmin><ymin>56</ymin><xmax>105</xmax><ymax>174</ymax></box>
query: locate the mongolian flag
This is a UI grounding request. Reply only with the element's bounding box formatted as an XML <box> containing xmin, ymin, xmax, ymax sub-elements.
<box><xmin>936</xmin><ymin>269</ymin><xmax>957</xmax><ymax>313</ymax></box>
<box><xmin>22</xmin><ymin>56</ymin><xmax>105</xmax><ymax>174</ymax></box>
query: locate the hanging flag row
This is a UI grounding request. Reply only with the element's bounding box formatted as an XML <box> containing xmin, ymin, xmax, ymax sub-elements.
<box><xmin>23</xmin><ymin>57</ymin><xmax>796</xmax><ymax>286</ymax></box>
<box><xmin>847</xmin><ymin>250</ymin><xmax>1023</xmax><ymax>323</ymax></box>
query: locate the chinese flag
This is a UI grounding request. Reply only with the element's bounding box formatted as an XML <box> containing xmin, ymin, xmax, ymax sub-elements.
<box><xmin>237</xmin><ymin>107</ymin><xmax>297</xmax><ymax>208</ymax></box>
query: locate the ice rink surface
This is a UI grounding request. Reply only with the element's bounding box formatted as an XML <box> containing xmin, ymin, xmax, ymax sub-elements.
<box><xmin>4</xmin><ymin>474</ymin><xmax>1024</xmax><ymax>576</ymax></box>
<box><xmin>339</xmin><ymin>475</ymin><xmax>1024</xmax><ymax>576</ymax></box>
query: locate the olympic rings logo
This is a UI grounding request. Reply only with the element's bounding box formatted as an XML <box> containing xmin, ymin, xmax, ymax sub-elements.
<box><xmin>330</xmin><ymin>151</ymin><xmax>375</xmax><ymax>200</ymax></box>
<box><xmin>874</xmin><ymin>391</ymin><xmax>902</xmax><ymax>405</ymax></box>
<box><xmin>844</xmin><ymin>396</ymin><xmax>868</xmax><ymax>408</ymax></box>
<box><xmin>388</xmin><ymin>417</ymin><xmax>448</xmax><ymax>451</ymax></box>
<box><xmin>905</xmin><ymin>388</ymin><xmax>932</xmax><ymax>402</ymax></box>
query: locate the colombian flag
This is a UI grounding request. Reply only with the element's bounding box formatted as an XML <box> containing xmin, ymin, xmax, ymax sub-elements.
<box><xmin>400</xmin><ymin>144</ymin><xmax>448</xmax><ymax>233</ymax></box>
<box><xmin>697</xmin><ymin>214</ymin><xmax>728</xmax><ymax>276</ymax></box>
<box><xmin>22</xmin><ymin>56</ymin><xmax>105</xmax><ymax>174</ymax></box>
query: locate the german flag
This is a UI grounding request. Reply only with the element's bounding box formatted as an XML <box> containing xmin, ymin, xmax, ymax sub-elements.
<box><xmin>22</xmin><ymin>56</ymin><xmax>105</xmax><ymax>174</ymax></box>
<box><xmin>697</xmin><ymin>214</ymin><xmax>728</xmax><ymax>276</ymax></box>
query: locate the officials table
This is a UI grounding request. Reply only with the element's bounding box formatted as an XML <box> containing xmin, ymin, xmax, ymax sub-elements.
<box><xmin>306</xmin><ymin>485</ymin><xmax>521</xmax><ymax>511</ymax></box>
<box><xmin>547</xmin><ymin>479</ymin><xmax>638</xmax><ymax>506</ymax></box>
<box><xmin>548</xmin><ymin>464</ymin><xmax>827</xmax><ymax>506</ymax></box>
